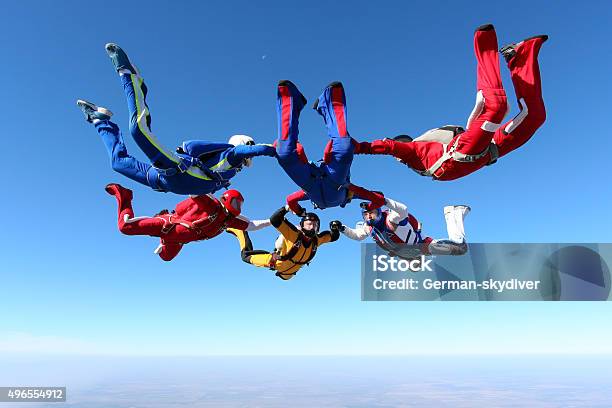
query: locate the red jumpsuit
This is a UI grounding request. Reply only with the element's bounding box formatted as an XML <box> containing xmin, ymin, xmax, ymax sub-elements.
<box><xmin>106</xmin><ymin>184</ymin><xmax>252</xmax><ymax>261</ymax></box>
<box><xmin>363</xmin><ymin>25</ymin><xmax>547</xmax><ymax>180</ymax></box>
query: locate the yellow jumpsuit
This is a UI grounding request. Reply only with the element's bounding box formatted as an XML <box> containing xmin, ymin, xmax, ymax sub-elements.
<box><xmin>227</xmin><ymin>207</ymin><xmax>339</xmax><ymax>279</ymax></box>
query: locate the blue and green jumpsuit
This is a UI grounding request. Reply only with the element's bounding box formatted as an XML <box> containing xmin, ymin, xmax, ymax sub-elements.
<box><xmin>94</xmin><ymin>73</ymin><xmax>276</xmax><ymax>195</ymax></box>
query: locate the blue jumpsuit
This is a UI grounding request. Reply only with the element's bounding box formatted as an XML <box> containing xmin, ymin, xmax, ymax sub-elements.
<box><xmin>275</xmin><ymin>81</ymin><xmax>365</xmax><ymax>209</ymax></box>
<box><xmin>95</xmin><ymin>73</ymin><xmax>276</xmax><ymax>195</ymax></box>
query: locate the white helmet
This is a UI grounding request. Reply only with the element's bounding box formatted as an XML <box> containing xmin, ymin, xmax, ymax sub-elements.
<box><xmin>228</xmin><ymin>134</ymin><xmax>255</xmax><ymax>146</ymax></box>
<box><xmin>228</xmin><ymin>135</ymin><xmax>255</xmax><ymax>167</ymax></box>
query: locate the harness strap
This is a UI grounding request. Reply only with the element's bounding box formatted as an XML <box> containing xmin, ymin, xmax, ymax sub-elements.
<box><xmin>418</xmin><ymin>136</ymin><xmax>499</xmax><ymax>178</ymax></box>
<box><xmin>416</xmin><ymin>138</ymin><xmax>457</xmax><ymax>177</ymax></box>
<box><xmin>151</xmin><ymin>154</ymin><xmax>231</xmax><ymax>188</ymax></box>
<box><xmin>487</xmin><ymin>142</ymin><xmax>499</xmax><ymax>166</ymax></box>
<box><xmin>451</xmin><ymin>141</ymin><xmax>497</xmax><ymax>163</ymax></box>
<box><xmin>146</xmin><ymin>167</ymin><xmax>169</xmax><ymax>191</ymax></box>
<box><xmin>275</xmin><ymin>232</ymin><xmax>318</xmax><ymax>265</ymax></box>
<box><xmin>178</xmin><ymin>155</ymin><xmax>232</xmax><ymax>186</ymax></box>
<box><xmin>156</xmin><ymin>210</ymin><xmax>230</xmax><ymax>237</ymax></box>
<box><xmin>156</xmin><ymin>215</ymin><xmax>176</xmax><ymax>234</ymax></box>
<box><xmin>153</xmin><ymin>166</ymin><xmax>178</xmax><ymax>177</ymax></box>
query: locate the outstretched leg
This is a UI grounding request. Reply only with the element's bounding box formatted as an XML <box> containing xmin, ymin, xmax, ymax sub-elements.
<box><xmin>155</xmin><ymin>241</ymin><xmax>183</xmax><ymax>262</ymax></box>
<box><xmin>95</xmin><ymin>120</ymin><xmax>159</xmax><ymax>187</ymax></box>
<box><xmin>427</xmin><ymin>205</ymin><xmax>470</xmax><ymax>255</ymax></box>
<box><xmin>455</xmin><ymin>24</ymin><xmax>508</xmax><ymax>156</ymax></box>
<box><xmin>106</xmin><ymin>44</ymin><xmax>179</xmax><ymax>170</ymax></box>
<box><xmin>275</xmin><ymin>80</ymin><xmax>313</xmax><ymax>189</ymax></box>
<box><xmin>105</xmin><ymin>183</ymin><xmax>165</xmax><ymax>236</ymax></box>
<box><xmin>78</xmin><ymin>99</ymin><xmax>160</xmax><ymax>189</ymax></box>
<box><xmin>314</xmin><ymin>82</ymin><xmax>353</xmax><ymax>184</ymax></box>
<box><xmin>494</xmin><ymin>35</ymin><xmax>548</xmax><ymax>157</ymax></box>
<box><xmin>226</xmin><ymin>228</ymin><xmax>274</xmax><ymax>267</ymax></box>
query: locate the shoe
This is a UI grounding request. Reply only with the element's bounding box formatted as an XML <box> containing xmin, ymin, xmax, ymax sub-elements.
<box><xmin>475</xmin><ymin>23</ymin><xmax>494</xmax><ymax>32</ymax></box>
<box><xmin>313</xmin><ymin>81</ymin><xmax>343</xmax><ymax>110</ymax></box>
<box><xmin>77</xmin><ymin>99</ymin><xmax>113</xmax><ymax>123</ymax></box>
<box><xmin>278</xmin><ymin>79</ymin><xmax>307</xmax><ymax>108</ymax></box>
<box><xmin>444</xmin><ymin>205</ymin><xmax>471</xmax><ymax>215</ymax></box>
<box><xmin>500</xmin><ymin>44</ymin><xmax>517</xmax><ymax>63</ymax></box>
<box><xmin>500</xmin><ymin>35</ymin><xmax>548</xmax><ymax>63</ymax></box>
<box><xmin>105</xmin><ymin>183</ymin><xmax>133</xmax><ymax>201</ymax></box>
<box><xmin>278</xmin><ymin>79</ymin><xmax>297</xmax><ymax>88</ymax></box>
<box><xmin>105</xmin><ymin>43</ymin><xmax>139</xmax><ymax>74</ymax></box>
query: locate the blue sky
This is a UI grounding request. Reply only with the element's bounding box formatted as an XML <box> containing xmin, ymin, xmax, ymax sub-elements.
<box><xmin>1</xmin><ymin>0</ymin><xmax>611</xmax><ymax>356</ymax></box>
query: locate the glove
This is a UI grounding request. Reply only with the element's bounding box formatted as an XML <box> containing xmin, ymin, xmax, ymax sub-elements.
<box><xmin>294</xmin><ymin>206</ymin><xmax>306</xmax><ymax>217</ymax></box>
<box><xmin>329</xmin><ymin>220</ymin><xmax>344</xmax><ymax>232</ymax></box>
<box><xmin>359</xmin><ymin>202</ymin><xmax>370</xmax><ymax>211</ymax></box>
<box><xmin>352</xmin><ymin>140</ymin><xmax>372</xmax><ymax>154</ymax></box>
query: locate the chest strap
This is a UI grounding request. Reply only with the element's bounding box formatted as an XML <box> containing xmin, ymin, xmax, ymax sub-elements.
<box><xmin>274</xmin><ymin>232</ymin><xmax>319</xmax><ymax>265</ymax></box>
<box><xmin>156</xmin><ymin>212</ymin><xmax>229</xmax><ymax>237</ymax></box>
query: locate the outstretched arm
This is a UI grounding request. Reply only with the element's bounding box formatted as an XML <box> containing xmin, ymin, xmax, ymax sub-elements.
<box><xmin>317</xmin><ymin>231</ymin><xmax>338</xmax><ymax>246</ymax></box>
<box><xmin>317</xmin><ymin>221</ymin><xmax>342</xmax><ymax>245</ymax></box>
<box><xmin>246</xmin><ymin>219</ymin><xmax>271</xmax><ymax>231</ymax></box>
<box><xmin>226</xmin><ymin>144</ymin><xmax>276</xmax><ymax>167</ymax></box>
<box><xmin>349</xmin><ymin>184</ymin><xmax>385</xmax><ymax>210</ymax></box>
<box><xmin>341</xmin><ymin>223</ymin><xmax>369</xmax><ymax>241</ymax></box>
<box><xmin>227</xmin><ymin>215</ymin><xmax>272</xmax><ymax>231</ymax></box>
<box><xmin>286</xmin><ymin>190</ymin><xmax>308</xmax><ymax>215</ymax></box>
<box><xmin>384</xmin><ymin>197</ymin><xmax>409</xmax><ymax>225</ymax></box>
<box><xmin>270</xmin><ymin>206</ymin><xmax>299</xmax><ymax>242</ymax></box>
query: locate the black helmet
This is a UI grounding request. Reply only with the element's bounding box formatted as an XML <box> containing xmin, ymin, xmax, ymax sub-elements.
<box><xmin>393</xmin><ymin>134</ymin><xmax>413</xmax><ymax>143</ymax></box>
<box><xmin>300</xmin><ymin>212</ymin><xmax>320</xmax><ymax>237</ymax></box>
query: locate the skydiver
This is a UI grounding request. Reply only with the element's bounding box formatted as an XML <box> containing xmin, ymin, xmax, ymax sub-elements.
<box><xmin>275</xmin><ymin>80</ymin><xmax>385</xmax><ymax>215</ymax></box>
<box><xmin>77</xmin><ymin>43</ymin><xmax>276</xmax><ymax>195</ymax></box>
<box><xmin>356</xmin><ymin>24</ymin><xmax>547</xmax><ymax>181</ymax></box>
<box><xmin>337</xmin><ymin>197</ymin><xmax>470</xmax><ymax>260</ymax></box>
<box><xmin>105</xmin><ymin>183</ymin><xmax>270</xmax><ymax>261</ymax></box>
<box><xmin>227</xmin><ymin>206</ymin><xmax>341</xmax><ymax>280</ymax></box>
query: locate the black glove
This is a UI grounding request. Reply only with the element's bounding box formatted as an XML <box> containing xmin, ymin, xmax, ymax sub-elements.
<box><xmin>359</xmin><ymin>202</ymin><xmax>370</xmax><ymax>211</ymax></box>
<box><xmin>329</xmin><ymin>220</ymin><xmax>344</xmax><ymax>232</ymax></box>
<box><xmin>295</xmin><ymin>206</ymin><xmax>307</xmax><ymax>217</ymax></box>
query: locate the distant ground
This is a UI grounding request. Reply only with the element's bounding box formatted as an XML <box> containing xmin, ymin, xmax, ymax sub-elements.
<box><xmin>1</xmin><ymin>355</ymin><xmax>610</xmax><ymax>407</ymax></box>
